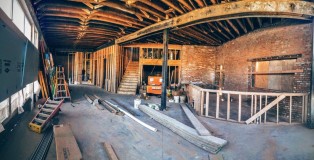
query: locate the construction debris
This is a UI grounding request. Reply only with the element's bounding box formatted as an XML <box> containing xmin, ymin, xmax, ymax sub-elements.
<box><xmin>181</xmin><ymin>104</ymin><xmax>211</xmax><ymax>136</ymax></box>
<box><xmin>111</xmin><ymin>98</ymin><xmax>139</xmax><ymax>116</ymax></box>
<box><xmin>105</xmin><ymin>100</ymin><xmax>157</xmax><ymax>132</ymax></box>
<box><xmin>139</xmin><ymin>105</ymin><xmax>227</xmax><ymax>154</ymax></box>
<box><xmin>93</xmin><ymin>95</ymin><xmax>121</xmax><ymax>114</ymax></box>
<box><xmin>103</xmin><ymin>142</ymin><xmax>119</xmax><ymax>160</ymax></box>
<box><xmin>54</xmin><ymin>124</ymin><xmax>82</xmax><ymax>160</ymax></box>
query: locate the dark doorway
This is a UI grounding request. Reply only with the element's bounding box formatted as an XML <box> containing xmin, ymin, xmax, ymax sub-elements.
<box><xmin>131</xmin><ymin>48</ymin><xmax>139</xmax><ymax>61</ymax></box>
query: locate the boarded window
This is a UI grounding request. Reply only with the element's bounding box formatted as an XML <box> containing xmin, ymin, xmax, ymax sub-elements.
<box><xmin>254</xmin><ymin>59</ymin><xmax>296</xmax><ymax>91</ymax></box>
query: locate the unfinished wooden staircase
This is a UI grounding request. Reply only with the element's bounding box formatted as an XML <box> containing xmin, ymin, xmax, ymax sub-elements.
<box><xmin>117</xmin><ymin>61</ymin><xmax>139</xmax><ymax>95</ymax></box>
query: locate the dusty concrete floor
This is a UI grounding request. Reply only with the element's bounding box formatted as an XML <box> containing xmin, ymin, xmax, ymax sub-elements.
<box><xmin>0</xmin><ymin>85</ymin><xmax>313</xmax><ymax>160</ymax></box>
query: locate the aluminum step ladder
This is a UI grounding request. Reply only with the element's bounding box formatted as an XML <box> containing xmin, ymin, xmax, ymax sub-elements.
<box><xmin>29</xmin><ymin>99</ymin><xmax>64</xmax><ymax>133</ymax></box>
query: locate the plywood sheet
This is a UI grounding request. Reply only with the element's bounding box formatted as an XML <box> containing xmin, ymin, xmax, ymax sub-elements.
<box><xmin>54</xmin><ymin>124</ymin><xmax>82</xmax><ymax>160</ymax></box>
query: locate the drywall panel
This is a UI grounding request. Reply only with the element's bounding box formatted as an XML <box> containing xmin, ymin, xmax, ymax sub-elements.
<box><xmin>23</xmin><ymin>42</ymin><xmax>39</xmax><ymax>86</ymax></box>
<box><xmin>0</xmin><ymin>12</ymin><xmax>38</xmax><ymax>102</ymax></box>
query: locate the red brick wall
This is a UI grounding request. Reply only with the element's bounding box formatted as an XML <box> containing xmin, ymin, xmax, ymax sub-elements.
<box><xmin>181</xmin><ymin>45</ymin><xmax>216</xmax><ymax>84</ymax></box>
<box><xmin>216</xmin><ymin>23</ymin><xmax>312</xmax><ymax>93</ymax></box>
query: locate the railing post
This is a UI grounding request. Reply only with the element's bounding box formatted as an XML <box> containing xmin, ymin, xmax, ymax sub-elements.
<box><xmin>290</xmin><ymin>96</ymin><xmax>292</xmax><ymax>124</ymax></box>
<box><xmin>264</xmin><ymin>95</ymin><xmax>268</xmax><ymax>123</ymax></box>
<box><xmin>302</xmin><ymin>96</ymin><xmax>305</xmax><ymax>123</ymax></box>
<box><xmin>277</xmin><ymin>96</ymin><xmax>279</xmax><ymax>124</ymax></box>
<box><xmin>238</xmin><ymin>94</ymin><xmax>242</xmax><ymax>122</ymax></box>
<box><xmin>200</xmin><ymin>91</ymin><xmax>204</xmax><ymax>116</ymax></box>
<box><xmin>305</xmin><ymin>95</ymin><xmax>308</xmax><ymax>122</ymax></box>
<box><xmin>251</xmin><ymin>95</ymin><xmax>253</xmax><ymax>117</ymax></box>
<box><xmin>227</xmin><ymin>93</ymin><xmax>230</xmax><ymax>120</ymax></box>
<box><xmin>206</xmin><ymin>91</ymin><xmax>209</xmax><ymax>117</ymax></box>
<box><xmin>254</xmin><ymin>95</ymin><xmax>257</xmax><ymax>123</ymax></box>
<box><xmin>259</xmin><ymin>95</ymin><xmax>262</xmax><ymax>124</ymax></box>
<box><xmin>216</xmin><ymin>92</ymin><xmax>220</xmax><ymax>118</ymax></box>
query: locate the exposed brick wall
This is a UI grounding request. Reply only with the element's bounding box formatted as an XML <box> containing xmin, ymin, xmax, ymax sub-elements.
<box><xmin>215</xmin><ymin>23</ymin><xmax>312</xmax><ymax>122</ymax></box>
<box><xmin>216</xmin><ymin>23</ymin><xmax>312</xmax><ymax>93</ymax></box>
<box><xmin>181</xmin><ymin>45</ymin><xmax>216</xmax><ymax>84</ymax></box>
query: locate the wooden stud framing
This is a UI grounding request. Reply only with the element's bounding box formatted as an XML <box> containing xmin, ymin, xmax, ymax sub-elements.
<box><xmin>238</xmin><ymin>94</ymin><xmax>241</xmax><ymax>122</ymax></box>
<box><xmin>205</xmin><ymin>92</ymin><xmax>209</xmax><ymax>117</ymax></box>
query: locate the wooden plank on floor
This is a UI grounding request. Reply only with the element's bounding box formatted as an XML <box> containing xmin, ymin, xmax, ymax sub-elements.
<box><xmin>139</xmin><ymin>105</ymin><xmax>227</xmax><ymax>154</ymax></box>
<box><xmin>54</xmin><ymin>124</ymin><xmax>82</xmax><ymax>160</ymax></box>
<box><xmin>103</xmin><ymin>142</ymin><xmax>119</xmax><ymax>160</ymax></box>
<box><xmin>181</xmin><ymin>104</ymin><xmax>211</xmax><ymax>136</ymax></box>
<box><xmin>209</xmin><ymin>153</ymin><xmax>224</xmax><ymax>160</ymax></box>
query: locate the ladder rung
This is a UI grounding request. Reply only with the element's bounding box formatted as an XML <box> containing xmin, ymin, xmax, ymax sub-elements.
<box><xmin>54</xmin><ymin>97</ymin><xmax>70</xmax><ymax>99</ymax></box>
<box><xmin>34</xmin><ymin>118</ymin><xmax>45</xmax><ymax>124</ymax></box>
<box><xmin>42</xmin><ymin>108</ymin><xmax>54</xmax><ymax>113</ymax></box>
<box><xmin>45</xmin><ymin>104</ymin><xmax>57</xmax><ymax>108</ymax></box>
<box><xmin>47</xmin><ymin>100</ymin><xmax>61</xmax><ymax>104</ymax></box>
<box><xmin>38</xmin><ymin>113</ymin><xmax>50</xmax><ymax>118</ymax></box>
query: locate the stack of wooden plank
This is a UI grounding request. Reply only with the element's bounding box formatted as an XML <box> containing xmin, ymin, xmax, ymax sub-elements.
<box><xmin>139</xmin><ymin>105</ymin><xmax>227</xmax><ymax>154</ymax></box>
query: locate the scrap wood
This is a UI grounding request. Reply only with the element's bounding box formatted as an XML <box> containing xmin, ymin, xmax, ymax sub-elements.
<box><xmin>139</xmin><ymin>105</ymin><xmax>227</xmax><ymax>154</ymax></box>
<box><xmin>103</xmin><ymin>142</ymin><xmax>119</xmax><ymax>160</ymax></box>
<box><xmin>94</xmin><ymin>95</ymin><xmax>121</xmax><ymax>114</ymax></box>
<box><xmin>84</xmin><ymin>94</ymin><xmax>93</xmax><ymax>103</ymax></box>
<box><xmin>209</xmin><ymin>154</ymin><xmax>224</xmax><ymax>160</ymax></box>
<box><xmin>181</xmin><ymin>103</ymin><xmax>211</xmax><ymax>136</ymax></box>
<box><xmin>110</xmin><ymin>99</ymin><xmax>139</xmax><ymax>116</ymax></box>
<box><xmin>105</xmin><ymin>100</ymin><xmax>157</xmax><ymax>132</ymax></box>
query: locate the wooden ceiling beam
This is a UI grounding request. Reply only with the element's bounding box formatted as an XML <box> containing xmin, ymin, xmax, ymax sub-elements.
<box><xmin>226</xmin><ymin>20</ymin><xmax>240</xmax><ymax>36</ymax></box>
<box><xmin>178</xmin><ymin>0</ymin><xmax>193</xmax><ymax>11</ymax></box>
<box><xmin>246</xmin><ymin>18</ymin><xmax>254</xmax><ymax>30</ymax></box>
<box><xmin>130</xmin><ymin>3</ymin><xmax>166</xmax><ymax>19</ymax></box>
<box><xmin>257</xmin><ymin>18</ymin><xmax>262</xmax><ymax>28</ymax></box>
<box><xmin>161</xmin><ymin>0</ymin><xmax>184</xmax><ymax>14</ymax></box>
<box><xmin>235</xmin><ymin>19</ymin><xmax>247</xmax><ymax>33</ymax></box>
<box><xmin>217</xmin><ymin>21</ymin><xmax>235</xmax><ymax>38</ymax></box>
<box><xmin>208</xmin><ymin>22</ymin><xmax>231</xmax><ymax>40</ymax></box>
<box><xmin>116</xmin><ymin>0</ymin><xmax>314</xmax><ymax>44</ymax></box>
<box><xmin>195</xmin><ymin>0</ymin><xmax>205</xmax><ymax>8</ymax></box>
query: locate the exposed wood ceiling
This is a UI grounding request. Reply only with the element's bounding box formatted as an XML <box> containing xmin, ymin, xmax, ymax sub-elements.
<box><xmin>31</xmin><ymin>0</ymin><xmax>312</xmax><ymax>51</ymax></box>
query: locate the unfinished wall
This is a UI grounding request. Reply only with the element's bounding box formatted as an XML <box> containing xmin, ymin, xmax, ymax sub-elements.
<box><xmin>91</xmin><ymin>45</ymin><xmax>123</xmax><ymax>93</ymax></box>
<box><xmin>216</xmin><ymin>23</ymin><xmax>312</xmax><ymax>93</ymax></box>
<box><xmin>181</xmin><ymin>45</ymin><xmax>216</xmax><ymax>84</ymax></box>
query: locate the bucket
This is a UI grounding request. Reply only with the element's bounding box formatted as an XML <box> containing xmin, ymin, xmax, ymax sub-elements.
<box><xmin>134</xmin><ymin>99</ymin><xmax>141</xmax><ymax>109</ymax></box>
<box><xmin>174</xmin><ymin>96</ymin><xmax>180</xmax><ymax>103</ymax></box>
<box><xmin>180</xmin><ymin>95</ymin><xmax>186</xmax><ymax>103</ymax></box>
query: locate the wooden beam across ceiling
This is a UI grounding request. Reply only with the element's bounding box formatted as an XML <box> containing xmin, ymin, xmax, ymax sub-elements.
<box><xmin>116</xmin><ymin>0</ymin><xmax>314</xmax><ymax>44</ymax></box>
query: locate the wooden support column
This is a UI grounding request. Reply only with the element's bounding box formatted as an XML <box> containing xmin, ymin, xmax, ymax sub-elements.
<box><xmin>161</xmin><ymin>29</ymin><xmax>169</xmax><ymax>111</ymax></box>
<box><xmin>308</xmin><ymin>19</ymin><xmax>314</xmax><ymax>128</ymax></box>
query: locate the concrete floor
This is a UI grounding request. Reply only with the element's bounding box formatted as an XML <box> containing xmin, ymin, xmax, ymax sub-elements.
<box><xmin>0</xmin><ymin>85</ymin><xmax>313</xmax><ymax>160</ymax></box>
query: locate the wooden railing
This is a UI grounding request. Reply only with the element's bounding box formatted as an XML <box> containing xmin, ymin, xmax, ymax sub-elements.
<box><xmin>188</xmin><ymin>84</ymin><xmax>309</xmax><ymax>124</ymax></box>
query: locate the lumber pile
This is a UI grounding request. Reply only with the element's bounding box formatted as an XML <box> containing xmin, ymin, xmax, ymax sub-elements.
<box><xmin>139</xmin><ymin>105</ymin><xmax>227</xmax><ymax>154</ymax></box>
<box><xmin>181</xmin><ymin>104</ymin><xmax>211</xmax><ymax>136</ymax></box>
<box><xmin>54</xmin><ymin>124</ymin><xmax>82</xmax><ymax>160</ymax></box>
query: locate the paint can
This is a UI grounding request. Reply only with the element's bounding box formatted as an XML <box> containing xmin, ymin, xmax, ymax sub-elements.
<box><xmin>134</xmin><ymin>99</ymin><xmax>141</xmax><ymax>109</ymax></box>
<box><xmin>174</xmin><ymin>96</ymin><xmax>180</xmax><ymax>103</ymax></box>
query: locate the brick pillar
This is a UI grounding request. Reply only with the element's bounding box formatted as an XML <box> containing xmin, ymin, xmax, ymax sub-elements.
<box><xmin>308</xmin><ymin>20</ymin><xmax>314</xmax><ymax>128</ymax></box>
